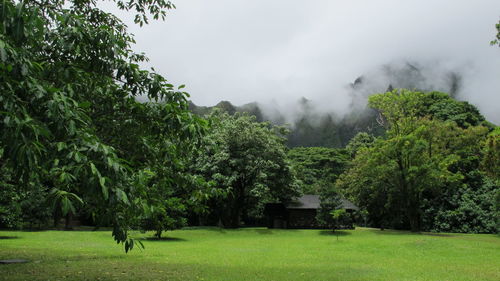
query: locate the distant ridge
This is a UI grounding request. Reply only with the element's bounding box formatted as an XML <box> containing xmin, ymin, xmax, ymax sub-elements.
<box><xmin>188</xmin><ymin>62</ymin><xmax>465</xmax><ymax>148</ymax></box>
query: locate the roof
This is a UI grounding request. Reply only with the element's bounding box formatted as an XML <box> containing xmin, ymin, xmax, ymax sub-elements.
<box><xmin>286</xmin><ymin>194</ymin><xmax>359</xmax><ymax>211</ymax></box>
<box><xmin>341</xmin><ymin>198</ymin><xmax>359</xmax><ymax>211</ymax></box>
<box><xmin>287</xmin><ymin>195</ymin><xmax>320</xmax><ymax>209</ymax></box>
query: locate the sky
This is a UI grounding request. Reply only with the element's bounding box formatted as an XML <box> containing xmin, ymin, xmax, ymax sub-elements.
<box><xmin>101</xmin><ymin>0</ymin><xmax>500</xmax><ymax>123</ymax></box>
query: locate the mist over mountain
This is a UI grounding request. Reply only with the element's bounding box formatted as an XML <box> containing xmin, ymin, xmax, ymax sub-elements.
<box><xmin>190</xmin><ymin>61</ymin><xmax>483</xmax><ymax>147</ymax></box>
<box><xmin>189</xmin><ymin>98</ymin><xmax>379</xmax><ymax>147</ymax></box>
<box><xmin>100</xmin><ymin>1</ymin><xmax>500</xmax><ymax>125</ymax></box>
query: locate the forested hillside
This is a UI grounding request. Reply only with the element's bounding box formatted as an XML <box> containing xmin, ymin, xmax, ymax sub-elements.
<box><xmin>189</xmin><ymin>62</ymin><xmax>473</xmax><ymax>148</ymax></box>
<box><xmin>189</xmin><ymin>88</ymin><xmax>498</xmax><ymax>233</ymax></box>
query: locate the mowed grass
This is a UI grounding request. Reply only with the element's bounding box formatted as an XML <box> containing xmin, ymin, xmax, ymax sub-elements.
<box><xmin>0</xmin><ymin>227</ymin><xmax>499</xmax><ymax>281</ymax></box>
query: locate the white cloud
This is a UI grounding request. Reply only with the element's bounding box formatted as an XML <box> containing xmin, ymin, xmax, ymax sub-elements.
<box><xmin>101</xmin><ymin>0</ymin><xmax>500</xmax><ymax>123</ymax></box>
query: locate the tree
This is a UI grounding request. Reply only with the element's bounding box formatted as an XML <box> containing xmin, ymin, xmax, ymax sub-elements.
<box><xmin>0</xmin><ymin>0</ymin><xmax>205</xmax><ymax>250</ymax></box>
<box><xmin>481</xmin><ymin>127</ymin><xmax>500</xmax><ymax>232</ymax></box>
<box><xmin>287</xmin><ymin>147</ymin><xmax>349</xmax><ymax>194</ymax></box>
<box><xmin>417</xmin><ymin>92</ymin><xmax>488</xmax><ymax>128</ymax></box>
<box><xmin>481</xmin><ymin>127</ymin><xmax>500</xmax><ymax>181</ymax></box>
<box><xmin>338</xmin><ymin>90</ymin><xmax>493</xmax><ymax>232</ymax></box>
<box><xmin>345</xmin><ymin>132</ymin><xmax>376</xmax><ymax>158</ymax></box>
<box><xmin>491</xmin><ymin>19</ymin><xmax>500</xmax><ymax>47</ymax></box>
<box><xmin>194</xmin><ymin>111</ymin><xmax>299</xmax><ymax>228</ymax></box>
<box><xmin>140</xmin><ymin>197</ymin><xmax>187</xmax><ymax>239</ymax></box>
<box><xmin>315</xmin><ymin>182</ymin><xmax>343</xmax><ymax>228</ymax></box>
<box><xmin>330</xmin><ymin>209</ymin><xmax>348</xmax><ymax>232</ymax></box>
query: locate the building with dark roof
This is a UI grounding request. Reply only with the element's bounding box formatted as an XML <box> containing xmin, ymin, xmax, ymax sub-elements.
<box><xmin>264</xmin><ymin>194</ymin><xmax>359</xmax><ymax>229</ymax></box>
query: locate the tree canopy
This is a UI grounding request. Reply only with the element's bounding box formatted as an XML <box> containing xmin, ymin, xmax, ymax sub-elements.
<box><xmin>287</xmin><ymin>147</ymin><xmax>349</xmax><ymax>194</ymax></box>
<box><xmin>0</xmin><ymin>0</ymin><xmax>207</xmax><ymax>250</ymax></box>
<box><xmin>193</xmin><ymin>111</ymin><xmax>299</xmax><ymax>228</ymax></box>
<box><xmin>338</xmin><ymin>90</ymin><xmax>497</xmax><ymax>232</ymax></box>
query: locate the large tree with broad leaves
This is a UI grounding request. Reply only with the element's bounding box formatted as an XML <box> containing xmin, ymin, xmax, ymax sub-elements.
<box><xmin>0</xmin><ymin>0</ymin><xmax>207</xmax><ymax>251</ymax></box>
<box><xmin>338</xmin><ymin>90</ymin><xmax>496</xmax><ymax>232</ymax></box>
<box><xmin>193</xmin><ymin>111</ymin><xmax>299</xmax><ymax>228</ymax></box>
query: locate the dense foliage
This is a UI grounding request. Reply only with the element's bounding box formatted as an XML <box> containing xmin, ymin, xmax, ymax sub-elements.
<box><xmin>345</xmin><ymin>132</ymin><xmax>376</xmax><ymax>158</ymax></box>
<box><xmin>193</xmin><ymin>112</ymin><xmax>299</xmax><ymax>227</ymax></box>
<box><xmin>338</xmin><ymin>90</ymin><xmax>498</xmax><ymax>233</ymax></box>
<box><xmin>315</xmin><ymin>184</ymin><xmax>343</xmax><ymax>228</ymax></box>
<box><xmin>0</xmin><ymin>0</ymin><xmax>207</xmax><ymax>249</ymax></box>
<box><xmin>287</xmin><ymin>147</ymin><xmax>355</xmax><ymax>229</ymax></box>
<box><xmin>190</xmin><ymin>99</ymin><xmax>384</xmax><ymax>148</ymax></box>
<box><xmin>287</xmin><ymin>147</ymin><xmax>349</xmax><ymax>194</ymax></box>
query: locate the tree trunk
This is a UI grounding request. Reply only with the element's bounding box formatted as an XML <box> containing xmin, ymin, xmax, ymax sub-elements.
<box><xmin>223</xmin><ymin>182</ymin><xmax>245</xmax><ymax>228</ymax></box>
<box><xmin>53</xmin><ymin>210</ymin><xmax>60</xmax><ymax>228</ymax></box>
<box><xmin>64</xmin><ymin>213</ymin><xmax>73</xmax><ymax>230</ymax></box>
<box><xmin>229</xmin><ymin>211</ymin><xmax>240</xmax><ymax>228</ymax></box>
<box><xmin>408</xmin><ymin>191</ymin><xmax>421</xmax><ymax>232</ymax></box>
<box><xmin>408</xmin><ymin>211</ymin><xmax>420</xmax><ymax>232</ymax></box>
<box><xmin>225</xmin><ymin>198</ymin><xmax>242</xmax><ymax>228</ymax></box>
<box><xmin>408</xmin><ymin>201</ymin><xmax>420</xmax><ymax>232</ymax></box>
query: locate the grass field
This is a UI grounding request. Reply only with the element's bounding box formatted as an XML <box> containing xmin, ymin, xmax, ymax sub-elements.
<box><xmin>0</xmin><ymin>227</ymin><xmax>499</xmax><ymax>281</ymax></box>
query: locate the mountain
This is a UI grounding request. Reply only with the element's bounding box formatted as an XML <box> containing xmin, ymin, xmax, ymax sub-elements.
<box><xmin>189</xmin><ymin>62</ymin><xmax>465</xmax><ymax>148</ymax></box>
<box><xmin>189</xmin><ymin>99</ymin><xmax>383</xmax><ymax>148</ymax></box>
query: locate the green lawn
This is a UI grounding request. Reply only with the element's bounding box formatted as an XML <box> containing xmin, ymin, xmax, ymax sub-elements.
<box><xmin>0</xmin><ymin>227</ymin><xmax>499</xmax><ymax>281</ymax></box>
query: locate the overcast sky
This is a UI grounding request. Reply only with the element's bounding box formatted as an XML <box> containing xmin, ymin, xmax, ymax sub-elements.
<box><xmin>102</xmin><ymin>0</ymin><xmax>500</xmax><ymax>123</ymax></box>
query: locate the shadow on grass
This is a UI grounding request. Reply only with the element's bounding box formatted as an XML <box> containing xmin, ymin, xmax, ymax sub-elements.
<box><xmin>20</xmin><ymin>229</ymin><xmax>48</xmax><ymax>232</ymax></box>
<box><xmin>254</xmin><ymin>228</ymin><xmax>274</xmax><ymax>235</ymax></box>
<box><xmin>2</xmin><ymin>257</ymin><xmax>382</xmax><ymax>280</ymax></box>
<box><xmin>318</xmin><ymin>230</ymin><xmax>352</xmax><ymax>236</ymax></box>
<box><xmin>14</xmin><ymin>226</ymin><xmax>113</xmax><ymax>232</ymax></box>
<box><xmin>421</xmin><ymin>232</ymin><xmax>455</xmax><ymax>237</ymax></box>
<box><xmin>366</xmin><ymin>229</ymin><xmax>455</xmax><ymax>237</ymax></box>
<box><xmin>72</xmin><ymin>226</ymin><xmax>113</xmax><ymax>232</ymax></box>
<box><xmin>0</xmin><ymin>236</ymin><xmax>19</xmax><ymax>239</ymax></box>
<box><xmin>141</xmin><ymin>237</ymin><xmax>187</xmax><ymax>242</ymax></box>
<box><xmin>367</xmin><ymin>229</ymin><xmax>417</xmax><ymax>235</ymax></box>
<box><xmin>184</xmin><ymin>226</ymin><xmax>227</xmax><ymax>233</ymax></box>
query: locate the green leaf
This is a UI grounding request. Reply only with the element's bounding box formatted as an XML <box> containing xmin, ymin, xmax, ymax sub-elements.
<box><xmin>61</xmin><ymin>197</ymin><xmax>70</xmax><ymax>216</ymax></box>
<box><xmin>0</xmin><ymin>41</ymin><xmax>7</xmax><ymax>62</ymax></box>
<box><xmin>99</xmin><ymin>176</ymin><xmax>108</xmax><ymax>199</ymax></box>
<box><xmin>3</xmin><ymin>116</ymin><xmax>10</xmax><ymax>126</ymax></box>
<box><xmin>116</xmin><ymin>188</ymin><xmax>129</xmax><ymax>204</ymax></box>
<box><xmin>90</xmin><ymin>163</ymin><xmax>99</xmax><ymax>176</ymax></box>
<box><xmin>56</xmin><ymin>142</ymin><xmax>66</xmax><ymax>152</ymax></box>
<box><xmin>79</xmin><ymin>101</ymin><xmax>91</xmax><ymax>109</ymax></box>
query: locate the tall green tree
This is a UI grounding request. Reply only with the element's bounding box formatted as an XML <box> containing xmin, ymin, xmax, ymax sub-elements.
<box><xmin>315</xmin><ymin>181</ymin><xmax>344</xmax><ymax>228</ymax></box>
<box><xmin>194</xmin><ymin>111</ymin><xmax>299</xmax><ymax>228</ymax></box>
<box><xmin>345</xmin><ymin>132</ymin><xmax>376</xmax><ymax>158</ymax></box>
<box><xmin>338</xmin><ymin>90</ymin><xmax>493</xmax><ymax>232</ymax></box>
<box><xmin>481</xmin><ymin>127</ymin><xmax>500</xmax><ymax>232</ymax></box>
<box><xmin>0</xmin><ymin>0</ymin><xmax>204</xmax><ymax>250</ymax></box>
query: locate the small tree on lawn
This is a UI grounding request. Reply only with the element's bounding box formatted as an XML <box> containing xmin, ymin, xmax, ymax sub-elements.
<box><xmin>330</xmin><ymin>209</ymin><xmax>347</xmax><ymax>232</ymax></box>
<box><xmin>141</xmin><ymin>198</ymin><xmax>187</xmax><ymax>239</ymax></box>
<box><xmin>316</xmin><ymin>181</ymin><xmax>343</xmax><ymax>228</ymax></box>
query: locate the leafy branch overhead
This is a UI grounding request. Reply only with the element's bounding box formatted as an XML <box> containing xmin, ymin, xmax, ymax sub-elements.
<box><xmin>0</xmin><ymin>0</ymin><xmax>205</xmax><ymax>251</ymax></box>
<box><xmin>491</xmin><ymin>19</ymin><xmax>500</xmax><ymax>47</ymax></box>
